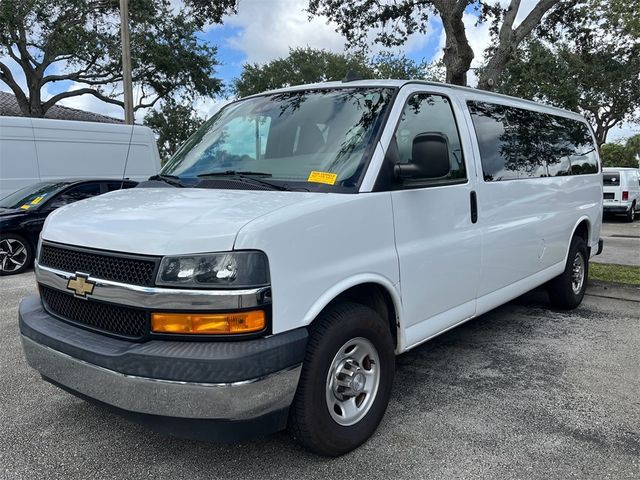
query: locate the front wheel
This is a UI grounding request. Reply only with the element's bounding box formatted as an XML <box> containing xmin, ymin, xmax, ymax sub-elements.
<box><xmin>288</xmin><ymin>302</ymin><xmax>395</xmax><ymax>456</ymax></box>
<box><xmin>547</xmin><ymin>236</ymin><xmax>588</xmax><ymax>309</ymax></box>
<box><xmin>0</xmin><ymin>234</ymin><xmax>33</xmax><ymax>275</ymax></box>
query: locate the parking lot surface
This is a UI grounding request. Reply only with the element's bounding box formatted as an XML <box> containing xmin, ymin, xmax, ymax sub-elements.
<box><xmin>1</xmin><ymin>272</ymin><xmax>638</xmax><ymax>480</ymax></box>
<box><xmin>593</xmin><ymin>218</ymin><xmax>640</xmax><ymax>266</ymax></box>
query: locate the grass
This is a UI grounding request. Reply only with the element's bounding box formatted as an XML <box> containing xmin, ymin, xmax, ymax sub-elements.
<box><xmin>589</xmin><ymin>262</ymin><xmax>640</xmax><ymax>285</ymax></box>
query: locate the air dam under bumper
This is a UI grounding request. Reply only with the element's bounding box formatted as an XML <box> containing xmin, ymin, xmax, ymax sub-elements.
<box><xmin>19</xmin><ymin>295</ymin><xmax>307</xmax><ymax>439</ymax></box>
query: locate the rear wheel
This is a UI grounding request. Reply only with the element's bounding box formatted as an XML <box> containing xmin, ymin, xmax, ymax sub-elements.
<box><xmin>547</xmin><ymin>235</ymin><xmax>588</xmax><ymax>309</ymax></box>
<box><xmin>625</xmin><ymin>202</ymin><xmax>636</xmax><ymax>222</ymax></box>
<box><xmin>0</xmin><ymin>234</ymin><xmax>33</xmax><ymax>275</ymax></box>
<box><xmin>288</xmin><ymin>302</ymin><xmax>395</xmax><ymax>456</ymax></box>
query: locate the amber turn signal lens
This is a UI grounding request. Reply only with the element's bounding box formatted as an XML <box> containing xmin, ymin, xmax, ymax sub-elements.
<box><xmin>151</xmin><ymin>310</ymin><xmax>266</xmax><ymax>334</ymax></box>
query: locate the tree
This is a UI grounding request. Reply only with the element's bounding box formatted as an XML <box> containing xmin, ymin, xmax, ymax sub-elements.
<box><xmin>308</xmin><ymin>0</ymin><xmax>566</xmax><ymax>89</ymax></box>
<box><xmin>233</xmin><ymin>47</ymin><xmax>438</xmax><ymax>98</ymax></box>
<box><xmin>144</xmin><ymin>99</ymin><xmax>205</xmax><ymax>163</ymax></box>
<box><xmin>233</xmin><ymin>47</ymin><xmax>374</xmax><ymax>98</ymax></box>
<box><xmin>0</xmin><ymin>0</ymin><xmax>237</xmax><ymax>118</ymax></box>
<box><xmin>600</xmin><ymin>135</ymin><xmax>640</xmax><ymax>168</ymax></box>
<box><xmin>496</xmin><ymin>0</ymin><xmax>640</xmax><ymax>145</ymax></box>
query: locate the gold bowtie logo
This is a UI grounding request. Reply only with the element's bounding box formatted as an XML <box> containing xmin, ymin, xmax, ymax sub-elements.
<box><xmin>67</xmin><ymin>274</ymin><xmax>95</xmax><ymax>298</ymax></box>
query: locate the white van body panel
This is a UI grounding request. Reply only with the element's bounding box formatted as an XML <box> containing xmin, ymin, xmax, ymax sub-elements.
<box><xmin>234</xmin><ymin>192</ymin><xmax>400</xmax><ymax>337</ymax></box>
<box><xmin>44</xmin><ymin>188</ymin><xmax>318</xmax><ymax>255</ymax></box>
<box><xmin>0</xmin><ymin>116</ymin><xmax>161</xmax><ymax>197</ymax></box>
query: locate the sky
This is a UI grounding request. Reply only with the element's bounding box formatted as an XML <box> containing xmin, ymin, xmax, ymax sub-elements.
<box><xmin>0</xmin><ymin>0</ymin><xmax>637</xmax><ymax>142</ymax></box>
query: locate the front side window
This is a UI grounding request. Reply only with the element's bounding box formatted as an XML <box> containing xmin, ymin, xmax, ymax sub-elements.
<box><xmin>391</xmin><ymin>93</ymin><xmax>466</xmax><ymax>186</ymax></box>
<box><xmin>56</xmin><ymin>183</ymin><xmax>103</xmax><ymax>204</ymax></box>
<box><xmin>161</xmin><ymin>88</ymin><xmax>394</xmax><ymax>191</ymax></box>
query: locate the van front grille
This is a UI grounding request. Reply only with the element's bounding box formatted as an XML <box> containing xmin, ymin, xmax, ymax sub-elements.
<box><xmin>39</xmin><ymin>243</ymin><xmax>159</xmax><ymax>287</ymax></box>
<box><xmin>40</xmin><ymin>286</ymin><xmax>149</xmax><ymax>339</ymax></box>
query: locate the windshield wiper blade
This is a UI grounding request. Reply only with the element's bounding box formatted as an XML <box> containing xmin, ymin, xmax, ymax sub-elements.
<box><xmin>197</xmin><ymin>170</ymin><xmax>272</xmax><ymax>177</ymax></box>
<box><xmin>148</xmin><ymin>174</ymin><xmax>185</xmax><ymax>187</ymax></box>
<box><xmin>197</xmin><ymin>171</ymin><xmax>290</xmax><ymax>191</ymax></box>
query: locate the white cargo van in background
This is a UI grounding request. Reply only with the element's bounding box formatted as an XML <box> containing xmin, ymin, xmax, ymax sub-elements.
<box><xmin>603</xmin><ymin>167</ymin><xmax>640</xmax><ymax>221</ymax></box>
<box><xmin>0</xmin><ymin>116</ymin><xmax>161</xmax><ymax>197</ymax></box>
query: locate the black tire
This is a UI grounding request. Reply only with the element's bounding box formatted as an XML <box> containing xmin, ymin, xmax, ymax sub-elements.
<box><xmin>547</xmin><ymin>235</ymin><xmax>588</xmax><ymax>310</ymax></box>
<box><xmin>625</xmin><ymin>202</ymin><xmax>636</xmax><ymax>222</ymax></box>
<box><xmin>0</xmin><ymin>233</ymin><xmax>33</xmax><ymax>276</ymax></box>
<box><xmin>288</xmin><ymin>301</ymin><xmax>395</xmax><ymax>456</ymax></box>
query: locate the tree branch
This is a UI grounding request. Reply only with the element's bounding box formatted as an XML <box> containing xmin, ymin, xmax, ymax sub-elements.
<box><xmin>0</xmin><ymin>61</ymin><xmax>30</xmax><ymax>114</ymax></box>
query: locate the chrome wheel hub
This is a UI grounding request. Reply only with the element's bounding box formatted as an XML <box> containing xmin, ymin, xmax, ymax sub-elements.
<box><xmin>571</xmin><ymin>251</ymin><xmax>585</xmax><ymax>295</ymax></box>
<box><xmin>0</xmin><ymin>238</ymin><xmax>27</xmax><ymax>273</ymax></box>
<box><xmin>326</xmin><ymin>337</ymin><xmax>380</xmax><ymax>426</ymax></box>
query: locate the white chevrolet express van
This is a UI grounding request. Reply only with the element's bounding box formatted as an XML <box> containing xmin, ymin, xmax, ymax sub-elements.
<box><xmin>602</xmin><ymin>167</ymin><xmax>640</xmax><ymax>221</ymax></box>
<box><xmin>19</xmin><ymin>81</ymin><xmax>603</xmax><ymax>456</ymax></box>
<box><xmin>0</xmin><ymin>116</ymin><xmax>160</xmax><ymax>198</ymax></box>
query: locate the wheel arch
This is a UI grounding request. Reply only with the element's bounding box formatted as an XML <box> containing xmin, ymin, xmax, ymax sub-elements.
<box><xmin>566</xmin><ymin>216</ymin><xmax>591</xmax><ymax>262</ymax></box>
<box><xmin>301</xmin><ymin>275</ymin><xmax>403</xmax><ymax>353</ymax></box>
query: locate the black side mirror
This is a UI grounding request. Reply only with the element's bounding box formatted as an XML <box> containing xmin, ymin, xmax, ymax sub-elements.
<box><xmin>395</xmin><ymin>132</ymin><xmax>450</xmax><ymax>180</ymax></box>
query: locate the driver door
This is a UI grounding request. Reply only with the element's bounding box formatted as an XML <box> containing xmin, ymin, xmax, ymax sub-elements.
<box><xmin>388</xmin><ymin>89</ymin><xmax>482</xmax><ymax>348</ymax></box>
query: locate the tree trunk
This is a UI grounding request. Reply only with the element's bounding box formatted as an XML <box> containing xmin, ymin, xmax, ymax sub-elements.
<box><xmin>437</xmin><ymin>1</ymin><xmax>474</xmax><ymax>86</ymax></box>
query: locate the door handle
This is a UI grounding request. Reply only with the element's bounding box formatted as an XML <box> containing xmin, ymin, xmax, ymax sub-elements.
<box><xmin>470</xmin><ymin>191</ymin><xmax>478</xmax><ymax>224</ymax></box>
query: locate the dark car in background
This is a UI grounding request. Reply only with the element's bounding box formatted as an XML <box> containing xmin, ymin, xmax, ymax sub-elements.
<box><xmin>0</xmin><ymin>179</ymin><xmax>137</xmax><ymax>275</ymax></box>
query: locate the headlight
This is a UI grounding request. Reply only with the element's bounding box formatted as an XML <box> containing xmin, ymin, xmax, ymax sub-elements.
<box><xmin>156</xmin><ymin>251</ymin><xmax>269</xmax><ymax>288</ymax></box>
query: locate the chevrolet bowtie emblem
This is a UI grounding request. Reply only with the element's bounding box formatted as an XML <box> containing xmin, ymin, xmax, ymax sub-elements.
<box><xmin>67</xmin><ymin>274</ymin><xmax>95</xmax><ymax>298</ymax></box>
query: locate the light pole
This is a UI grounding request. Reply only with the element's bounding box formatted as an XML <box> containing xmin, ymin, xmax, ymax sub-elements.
<box><xmin>119</xmin><ymin>0</ymin><xmax>134</xmax><ymax>124</ymax></box>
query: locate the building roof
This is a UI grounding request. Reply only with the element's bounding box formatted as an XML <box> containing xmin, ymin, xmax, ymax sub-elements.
<box><xmin>0</xmin><ymin>91</ymin><xmax>122</xmax><ymax>124</ymax></box>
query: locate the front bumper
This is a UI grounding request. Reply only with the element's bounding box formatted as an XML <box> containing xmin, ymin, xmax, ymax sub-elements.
<box><xmin>19</xmin><ymin>295</ymin><xmax>307</xmax><ymax>430</ymax></box>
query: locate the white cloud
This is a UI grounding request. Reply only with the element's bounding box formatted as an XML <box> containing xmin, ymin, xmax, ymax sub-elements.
<box><xmin>222</xmin><ymin>0</ymin><xmax>437</xmax><ymax>65</ymax></box>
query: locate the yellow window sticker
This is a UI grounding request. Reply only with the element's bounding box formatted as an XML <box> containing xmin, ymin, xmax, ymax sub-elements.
<box><xmin>20</xmin><ymin>204</ymin><xmax>31</xmax><ymax>210</ymax></box>
<box><xmin>307</xmin><ymin>171</ymin><xmax>338</xmax><ymax>185</ymax></box>
<box><xmin>30</xmin><ymin>195</ymin><xmax>44</xmax><ymax>205</ymax></box>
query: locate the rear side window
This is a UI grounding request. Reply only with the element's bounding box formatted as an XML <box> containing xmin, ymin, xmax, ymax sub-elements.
<box><xmin>468</xmin><ymin>102</ymin><xmax>598</xmax><ymax>181</ymax></box>
<box><xmin>106</xmin><ymin>181</ymin><xmax>136</xmax><ymax>192</ymax></box>
<box><xmin>603</xmin><ymin>172</ymin><xmax>620</xmax><ymax>186</ymax></box>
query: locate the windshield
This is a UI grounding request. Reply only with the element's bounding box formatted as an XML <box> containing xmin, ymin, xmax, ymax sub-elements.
<box><xmin>161</xmin><ymin>88</ymin><xmax>395</xmax><ymax>190</ymax></box>
<box><xmin>0</xmin><ymin>182</ymin><xmax>68</xmax><ymax>210</ymax></box>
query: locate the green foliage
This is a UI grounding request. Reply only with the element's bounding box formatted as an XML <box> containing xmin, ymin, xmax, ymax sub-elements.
<box><xmin>233</xmin><ymin>48</ymin><xmax>374</xmax><ymax>98</ymax></box>
<box><xmin>496</xmin><ymin>0</ymin><xmax>640</xmax><ymax>146</ymax></box>
<box><xmin>233</xmin><ymin>47</ymin><xmax>438</xmax><ymax>98</ymax></box>
<box><xmin>0</xmin><ymin>0</ymin><xmax>236</xmax><ymax>116</ymax></box>
<box><xmin>144</xmin><ymin>99</ymin><xmax>205</xmax><ymax>163</ymax></box>
<box><xmin>600</xmin><ymin>135</ymin><xmax>640</xmax><ymax>168</ymax></box>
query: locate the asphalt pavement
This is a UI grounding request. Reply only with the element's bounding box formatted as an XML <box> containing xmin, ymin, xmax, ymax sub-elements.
<box><xmin>1</xmin><ymin>272</ymin><xmax>638</xmax><ymax>480</ymax></box>
<box><xmin>593</xmin><ymin>217</ymin><xmax>640</xmax><ymax>266</ymax></box>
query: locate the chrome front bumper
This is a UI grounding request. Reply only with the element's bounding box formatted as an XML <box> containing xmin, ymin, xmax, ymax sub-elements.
<box><xmin>22</xmin><ymin>335</ymin><xmax>301</xmax><ymax>420</ymax></box>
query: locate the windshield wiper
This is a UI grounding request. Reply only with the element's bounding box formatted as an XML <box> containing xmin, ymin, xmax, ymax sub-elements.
<box><xmin>196</xmin><ymin>171</ymin><xmax>290</xmax><ymax>191</ymax></box>
<box><xmin>197</xmin><ymin>170</ymin><xmax>272</xmax><ymax>177</ymax></box>
<box><xmin>148</xmin><ymin>174</ymin><xmax>185</xmax><ymax>188</ymax></box>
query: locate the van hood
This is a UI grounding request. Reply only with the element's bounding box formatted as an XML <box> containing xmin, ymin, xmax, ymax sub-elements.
<box><xmin>42</xmin><ymin>188</ymin><xmax>319</xmax><ymax>255</ymax></box>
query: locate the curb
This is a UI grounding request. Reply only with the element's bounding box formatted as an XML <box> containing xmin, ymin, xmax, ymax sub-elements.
<box><xmin>586</xmin><ymin>280</ymin><xmax>640</xmax><ymax>303</ymax></box>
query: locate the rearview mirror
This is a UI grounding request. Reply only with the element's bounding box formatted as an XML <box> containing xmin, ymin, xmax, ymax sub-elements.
<box><xmin>394</xmin><ymin>133</ymin><xmax>450</xmax><ymax>180</ymax></box>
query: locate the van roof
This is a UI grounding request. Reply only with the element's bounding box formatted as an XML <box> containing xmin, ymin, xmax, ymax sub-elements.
<box><xmin>249</xmin><ymin>79</ymin><xmax>584</xmax><ymax>120</ymax></box>
<box><xmin>603</xmin><ymin>167</ymin><xmax>639</xmax><ymax>171</ymax></box>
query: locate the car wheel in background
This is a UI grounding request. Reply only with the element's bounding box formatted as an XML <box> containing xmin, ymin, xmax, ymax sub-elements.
<box><xmin>0</xmin><ymin>234</ymin><xmax>33</xmax><ymax>275</ymax></box>
<box><xmin>288</xmin><ymin>301</ymin><xmax>395</xmax><ymax>456</ymax></box>
<box><xmin>626</xmin><ymin>202</ymin><xmax>636</xmax><ymax>222</ymax></box>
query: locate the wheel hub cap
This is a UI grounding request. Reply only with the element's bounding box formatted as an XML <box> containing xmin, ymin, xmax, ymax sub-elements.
<box><xmin>571</xmin><ymin>251</ymin><xmax>585</xmax><ymax>295</ymax></box>
<box><xmin>0</xmin><ymin>239</ymin><xmax>27</xmax><ymax>273</ymax></box>
<box><xmin>326</xmin><ymin>337</ymin><xmax>380</xmax><ymax>426</ymax></box>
